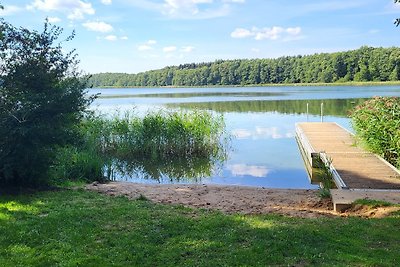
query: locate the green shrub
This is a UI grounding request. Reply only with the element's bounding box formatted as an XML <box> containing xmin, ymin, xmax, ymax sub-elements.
<box><xmin>0</xmin><ymin>21</ymin><xmax>93</xmax><ymax>187</ymax></box>
<box><xmin>351</xmin><ymin>96</ymin><xmax>400</xmax><ymax>168</ymax></box>
<box><xmin>50</xmin><ymin>146</ymin><xmax>107</xmax><ymax>183</ymax></box>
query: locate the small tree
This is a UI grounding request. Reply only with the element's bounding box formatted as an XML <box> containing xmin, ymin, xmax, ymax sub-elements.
<box><xmin>0</xmin><ymin>20</ymin><xmax>94</xmax><ymax>186</ymax></box>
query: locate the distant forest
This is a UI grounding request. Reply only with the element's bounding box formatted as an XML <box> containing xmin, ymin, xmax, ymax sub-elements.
<box><xmin>89</xmin><ymin>46</ymin><xmax>400</xmax><ymax>87</ymax></box>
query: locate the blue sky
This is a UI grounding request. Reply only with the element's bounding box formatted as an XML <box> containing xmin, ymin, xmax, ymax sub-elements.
<box><xmin>1</xmin><ymin>0</ymin><xmax>400</xmax><ymax>74</ymax></box>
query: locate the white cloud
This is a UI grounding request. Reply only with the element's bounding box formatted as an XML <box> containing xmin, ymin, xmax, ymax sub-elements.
<box><xmin>0</xmin><ymin>5</ymin><xmax>22</xmax><ymax>16</ymax></box>
<box><xmin>251</xmin><ymin>48</ymin><xmax>260</xmax><ymax>53</ymax></box>
<box><xmin>28</xmin><ymin>0</ymin><xmax>95</xmax><ymax>20</ymax></box>
<box><xmin>125</xmin><ymin>0</ymin><xmax>242</xmax><ymax>19</ymax></box>
<box><xmin>230</xmin><ymin>28</ymin><xmax>253</xmax><ymax>38</ymax></box>
<box><xmin>105</xmin><ymin>35</ymin><xmax>117</xmax><ymax>41</ymax></box>
<box><xmin>138</xmin><ymin>40</ymin><xmax>157</xmax><ymax>51</ymax></box>
<box><xmin>48</xmin><ymin>16</ymin><xmax>61</xmax><ymax>23</ymax></box>
<box><xmin>231</xmin><ymin>26</ymin><xmax>302</xmax><ymax>41</ymax></box>
<box><xmin>82</xmin><ymin>21</ymin><xmax>113</xmax><ymax>32</ymax></box>
<box><xmin>227</xmin><ymin>164</ymin><xmax>269</xmax><ymax>178</ymax></box>
<box><xmin>138</xmin><ymin>45</ymin><xmax>153</xmax><ymax>51</ymax></box>
<box><xmin>163</xmin><ymin>46</ymin><xmax>177</xmax><ymax>53</ymax></box>
<box><xmin>120</xmin><ymin>36</ymin><xmax>129</xmax><ymax>40</ymax></box>
<box><xmin>162</xmin><ymin>0</ymin><xmax>204</xmax><ymax>17</ymax></box>
<box><xmin>101</xmin><ymin>0</ymin><xmax>112</xmax><ymax>5</ymax></box>
<box><xmin>254</xmin><ymin>26</ymin><xmax>284</xmax><ymax>40</ymax></box>
<box><xmin>181</xmin><ymin>46</ymin><xmax>195</xmax><ymax>52</ymax></box>
<box><xmin>286</xmin><ymin>27</ymin><xmax>301</xmax><ymax>35</ymax></box>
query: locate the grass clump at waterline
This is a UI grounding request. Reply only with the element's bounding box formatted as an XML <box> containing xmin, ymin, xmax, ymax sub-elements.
<box><xmin>51</xmin><ymin>109</ymin><xmax>229</xmax><ymax>183</ymax></box>
<box><xmin>1</xmin><ymin>189</ymin><xmax>400</xmax><ymax>266</ymax></box>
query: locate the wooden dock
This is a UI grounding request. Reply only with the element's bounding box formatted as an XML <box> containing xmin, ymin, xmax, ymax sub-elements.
<box><xmin>295</xmin><ymin>122</ymin><xmax>400</xmax><ymax>211</ymax></box>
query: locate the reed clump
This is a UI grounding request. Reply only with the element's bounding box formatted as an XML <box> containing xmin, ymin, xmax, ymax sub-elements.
<box><xmin>84</xmin><ymin>109</ymin><xmax>226</xmax><ymax>158</ymax></box>
<box><xmin>350</xmin><ymin>96</ymin><xmax>400</xmax><ymax>169</ymax></box>
<box><xmin>51</xmin><ymin>109</ymin><xmax>228</xmax><ymax>182</ymax></box>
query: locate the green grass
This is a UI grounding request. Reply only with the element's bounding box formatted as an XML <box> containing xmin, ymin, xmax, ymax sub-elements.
<box><xmin>1</xmin><ymin>189</ymin><xmax>400</xmax><ymax>266</ymax></box>
<box><xmin>353</xmin><ymin>199</ymin><xmax>396</xmax><ymax>208</ymax></box>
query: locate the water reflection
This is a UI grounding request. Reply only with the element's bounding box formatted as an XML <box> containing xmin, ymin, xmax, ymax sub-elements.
<box><xmin>99</xmin><ymin>91</ymin><xmax>286</xmax><ymax>99</ymax></box>
<box><xmin>232</xmin><ymin>127</ymin><xmax>295</xmax><ymax>140</ymax></box>
<box><xmin>227</xmin><ymin>164</ymin><xmax>270</xmax><ymax>177</ymax></box>
<box><xmin>109</xmin><ymin>154</ymin><xmax>225</xmax><ymax>184</ymax></box>
<box><xmin>89</xmin><ymin>86</ymin><xmax>400</xmax><ymax>188</ymax></box>
<box><xmin>167</xmin><ymin>98</ymin><xmax>369</xmax><ymax>117</ymax></box>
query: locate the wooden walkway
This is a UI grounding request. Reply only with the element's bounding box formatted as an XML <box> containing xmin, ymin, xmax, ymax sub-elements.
<box><xmin>295</xmin><ymin>122</ymin><xmax>400</xmax><ymax>190</ymax></box>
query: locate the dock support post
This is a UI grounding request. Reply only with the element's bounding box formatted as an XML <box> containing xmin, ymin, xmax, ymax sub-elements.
<box><xmin>306</xmin><ymin>103</ymin><xmax>309</xmax><ymax>121</ymax></box>
<box><xmin>320</xmin><ymin>102</ymin><xmax>324</xmax><ymax>122</ymax></box>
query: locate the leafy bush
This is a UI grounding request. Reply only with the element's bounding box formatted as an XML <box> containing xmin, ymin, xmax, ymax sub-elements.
<box><xmin>50</xmin><ymin>146</ymin><xmax>107</xmax><ymax>184</ymax></box>
<box><xmin>351</xmin><ymin>96</ymin><xmax>400</xmax><ymax>168</ymax></box>
<box><xmin>0</xmin><ymin>20</ymin><xmax>93</xmax><ymax>186</ymax></box>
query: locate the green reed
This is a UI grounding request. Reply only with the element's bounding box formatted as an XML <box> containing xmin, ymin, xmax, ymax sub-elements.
<box><xmin>351</xmin><ymin>96</ymin><xmax>400</xmax><ymax>169</ymax></box>
<box><xmin>52</xmin><ymin>109</ymin><xmax>229</xmax><ymax>182</ymax></box>
<box><xmin>89</xmin><ymin>110</ymin><xmax>227</xmax><ymax>158</ymax></box>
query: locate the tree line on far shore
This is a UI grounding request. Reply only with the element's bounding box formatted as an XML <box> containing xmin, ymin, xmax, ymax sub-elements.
<box><xmin>89</xmin><ymin>46</ymin><xmax>400</xmax><ymax>87</ymax></box>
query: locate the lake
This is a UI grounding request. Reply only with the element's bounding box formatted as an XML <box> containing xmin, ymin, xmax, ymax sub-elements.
<box><xmin>89</xmin><ymin>85</ymin><xmax>400</xmax><ymax>189</ymax></box>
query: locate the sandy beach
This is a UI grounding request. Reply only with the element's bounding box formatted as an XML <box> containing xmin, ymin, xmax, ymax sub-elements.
<box><xmin>86</xmin><ymin>182</ymin><xmax>336</xmax><ymax>218</ymax></box>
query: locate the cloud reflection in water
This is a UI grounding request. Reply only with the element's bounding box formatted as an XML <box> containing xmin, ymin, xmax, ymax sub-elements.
<box><xmin>232</xmin><ymin>126</ymin><xmax>294</xmax><ymax>140</ymax></box>
<box><xmin>227</xmin><ymin>164</ymin><xmax>270</xmax><ymax>178</ymax></box>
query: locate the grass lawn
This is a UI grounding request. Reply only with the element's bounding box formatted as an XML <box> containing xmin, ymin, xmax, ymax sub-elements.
<box><xmin>0</xmin><ymin>188</ymin><xmax>399</xmax><ymax>266</ymax></box>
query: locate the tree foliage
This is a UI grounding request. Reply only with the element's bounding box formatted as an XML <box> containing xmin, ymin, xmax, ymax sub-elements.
<box><xmin>0</xmin><ymin>20</ymin><xmax>93</xmax><ymax>186</ymax></box>
<box><xmin>90</xmin><ymin>46</ymin><xmax>400</xmax><ymax>87</ymax></box>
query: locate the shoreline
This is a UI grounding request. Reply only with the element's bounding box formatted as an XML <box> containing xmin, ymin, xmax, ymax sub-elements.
<box><xmin>91</xmin><ymin>81</ymin><xmax>400</xmax><ymax>89</ymax></box>
<box><xmin>86</xmin><ymin>182</ymin><xmax>332</xmax><ymax>218</ymax></box>
<box><xmin>86</xmin><ymin>182</ymin><xmax>400</xmax><ymax>218</ymax></box>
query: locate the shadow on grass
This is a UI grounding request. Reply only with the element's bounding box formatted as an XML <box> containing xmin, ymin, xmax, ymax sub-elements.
<box><xmin>0</xmin><ymin>189</ymin><xmax>399</xmax><ymax>266</ymax></box>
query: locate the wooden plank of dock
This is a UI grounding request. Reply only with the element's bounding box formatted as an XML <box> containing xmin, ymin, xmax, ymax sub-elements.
<box><xmin>295</xmin><ymin>122</ymin><xmax>400</xmax><ymax>190</ymax></box>
<box><xmin>296</xmin><ymin>122</ymin><xmax>400</xmax><ymax>212</ymax></box>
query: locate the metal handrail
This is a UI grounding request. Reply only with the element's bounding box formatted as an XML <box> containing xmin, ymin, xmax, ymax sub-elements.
<box><xmin>319</xmin><ymin>152</ymin><xmax>348</xmax><ymax>189</ymax></box>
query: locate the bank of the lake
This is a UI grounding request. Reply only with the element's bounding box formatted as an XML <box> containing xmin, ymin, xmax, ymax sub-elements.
<box><xmin>91</xmin><ymin>81</ymin><xmax>400</xmax><ymax>89</ymax></box>
<box><xmin>1</xmin><ymin>187</ymin><xmax>399</xmax><ymax>266</ymax></box>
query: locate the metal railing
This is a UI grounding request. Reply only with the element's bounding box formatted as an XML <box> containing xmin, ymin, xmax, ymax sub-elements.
<box><xmin>305</xmin><ymin>102</ymin><xmax>324</xmax><ymax>122</ymax></box>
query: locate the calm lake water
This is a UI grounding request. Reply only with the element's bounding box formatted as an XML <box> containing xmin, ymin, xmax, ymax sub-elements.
<box><xmin>89</xmin><ymin>85</ymin><xmax>400</xmax><ymax>189</ymax></box>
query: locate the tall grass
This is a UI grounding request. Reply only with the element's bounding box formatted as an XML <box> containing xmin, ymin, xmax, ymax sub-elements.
<box><xmin>95</xmin><ymin>110</ymin><xmax>226</xmax><ymax>159</ymax></box>
<box><xmin>51</xmin><ymin>109</ymin><xmax>229</xmax><ymax>183</ymax></box>
<box><xmin>351</xmin><ymin>96</ymin><xmax>400</xmax><ymax>168</ymax></box>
